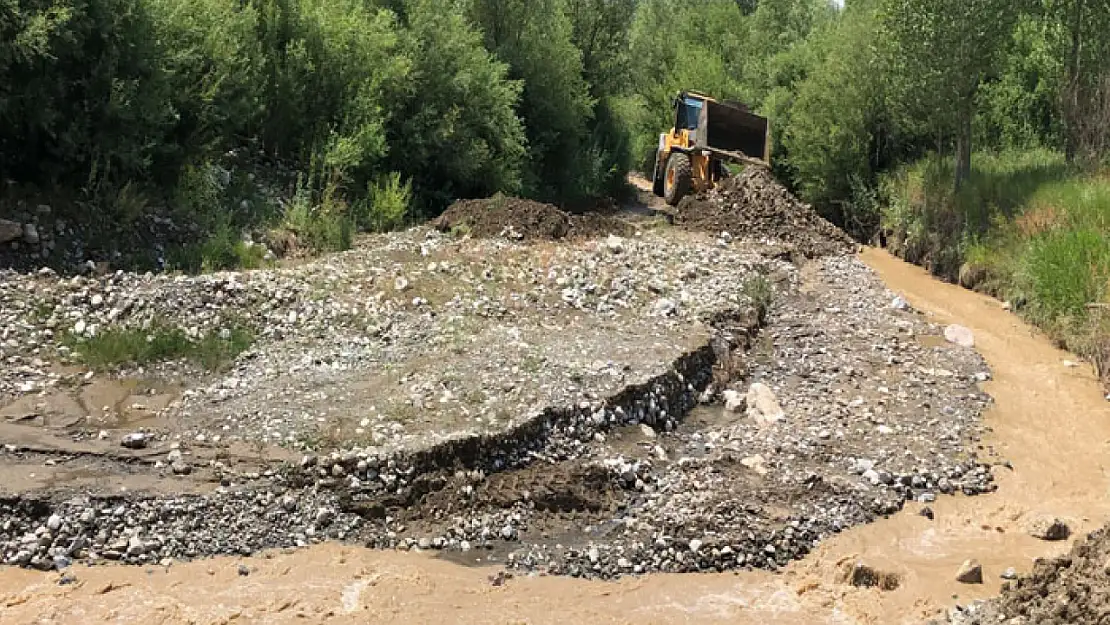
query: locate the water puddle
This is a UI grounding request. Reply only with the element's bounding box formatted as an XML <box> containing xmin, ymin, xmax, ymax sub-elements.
<box><xmin>1</xmin><ymin>376</ymin><xmax>180</xmax><ymax>432</ymax></box>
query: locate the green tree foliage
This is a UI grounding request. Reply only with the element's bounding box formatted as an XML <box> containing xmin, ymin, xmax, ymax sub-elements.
<box><xmin>783</xmin><ymin>1</ymin><xmax>891</xmax><ymax>235</ymax></box>
<box><xmin>4</xmin><ymin>0</ymin><xmax>1110</xmax><ymax>253</ymax></box>
<box><xmin>975</xmin><ymin>13</ymin><xmax>1065</xmax><ymax>151</ymax></box>
<box><xmin>565</xmin><ymin>0</ymin><xmax>635</xmax><ymax>97</ymax></box>
<box><xmin>388</xmin><ymin>0</ymin><xmax>526</xmax><ymax>211</ymax></box>
<box><xmin>466</xmin><ymin>0</ymin><xmax>596</xmax><ymax>203</ymax></box>
<box><xmin>624</xmin><ymin>0</ymin><xmax>750</xmax><ymax>169</ymax></box>
<box><xmin>1054</xmin><ymin>0</ymin><xmax>1110</xmax><ymax>163</ymax></box>
<box><xmin>564</xmin><ymin>0</ymin><xmax>636</xmax><ymax>200</ymax></box>
<box><xmin>0</xmin><ymin>0</ymin><xmax>171</xmax><ymax>186</ymax></box>
<box><xmin>880</xmin><ymin>0</ymin><xmax>1018</xmax><ymax>189</ymax></box>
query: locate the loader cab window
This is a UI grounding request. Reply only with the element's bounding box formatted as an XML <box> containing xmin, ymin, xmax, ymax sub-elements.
<box><xmin>675</xmin><ymin>96</ymin><xmax>703</xmax><ymax>130</ymax></box>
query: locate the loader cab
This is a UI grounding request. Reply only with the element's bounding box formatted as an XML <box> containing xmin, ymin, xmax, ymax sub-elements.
<box><xmin>674</xmin><ymin>94</ymin><xmax>705</xmax><ymax>134</ymax></box>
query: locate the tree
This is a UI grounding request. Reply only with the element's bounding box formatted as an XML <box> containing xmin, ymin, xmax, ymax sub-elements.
<box><xmin>389</xmin><ymin>0</ymin><xmax>527</xmax><ymax>210</ymax></box>
<box><xmin>625</xmin><ymin>0</ymin><xmax>751</xmax><ymax>169</ymax></box>
<box><xmin>880</xmin><ymin>0</ymin><xmax>1017</xmax><ymax>189</ymax></box>
<box><xmin>784</xmin><ymin>0</ymin><xmax>892</xmax><ymax>234</ymax></box>
<box><xmin>1054</xmin><ymin>0</ymin><xmax>1110</xmax><ymax>164</ymax></box>
<box><xmin>466</xmin><ymin>0</ymin><xmax>595</xmax><ymax>203</ymax></box>
<box><xmin>974</xmin><ymin>13</ymin><xmax>1064</xmax><ymax>152</ymax></box>
<box><xmin>565</xmin><ymin>0</ymin><xmax>635</xmax><ymax>97</ymax></box>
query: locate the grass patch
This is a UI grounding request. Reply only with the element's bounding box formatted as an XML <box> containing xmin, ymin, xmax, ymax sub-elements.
<box><xmin>881</xmin><ymin>148</ymin><xmax>1072</xmax><ymax>279</ymax></box>
<box><xmin>64</xmin><ymin>322</ymin><xmax>254</xmax><ymax>371</ymax></box>
<box><xmin>883</xmin><ymin>151</ymin><xmax>1110</xmax><ymax>384</ymax></box>
<box><xmin>743</xmin><ymin>274</ymin><xmax>773</xmax><ymax>324</ymax></box>
<box><xmin>281</xmin><ymin>178</ymin><xmax>354</xmax><ymax>254</ymax></box>
<box><xmin>166</xmin><ymin>228</ymin><xmax>269</xmax><ymax>273</ymax></box>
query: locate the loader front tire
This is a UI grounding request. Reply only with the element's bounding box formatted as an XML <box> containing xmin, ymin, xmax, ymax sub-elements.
<box><xmin>663</xmin><ymin>152</ymin><xmax>692</xmax><ymax>206</ymax></box>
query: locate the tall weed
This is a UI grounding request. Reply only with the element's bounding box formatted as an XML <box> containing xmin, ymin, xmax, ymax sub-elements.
<box><xmin>354</xmin><ymin>172</ymin><xmax>411</xmax><ymax>232</ymax></box>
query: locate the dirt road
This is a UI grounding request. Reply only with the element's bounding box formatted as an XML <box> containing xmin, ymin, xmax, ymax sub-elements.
<box><xmin>3</xmin><ymin>248</ymin><xmax>1109</xmax><ymax>624</ymax></box>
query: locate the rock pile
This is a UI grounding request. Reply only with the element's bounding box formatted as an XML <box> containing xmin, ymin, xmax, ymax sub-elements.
<box><xmin>0</xmin><ymin>491</ymin><xmax>361</xmax><ymax>569</ymax></box>
<box><xmin>675</xmin><ymin>167</ymin><xmax>855</xmax><ymax>257</ymax></box>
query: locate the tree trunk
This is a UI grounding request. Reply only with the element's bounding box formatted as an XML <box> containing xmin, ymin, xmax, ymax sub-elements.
<box><xmin>954</xmin><ymin>98</ymin><xmax>973</xmax><ymax>192</ymax></box>
<box><xmin>1065</xmin><ymin>0</ymin><xmax>1084</xmax><ymax>163</ymax></box>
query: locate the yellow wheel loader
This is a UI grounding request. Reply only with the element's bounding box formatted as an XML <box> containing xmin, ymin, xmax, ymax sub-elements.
<box><xmin>650</xmin><ymin>91</ymin><xmax>771</xmax><ymax>206</ymax></box>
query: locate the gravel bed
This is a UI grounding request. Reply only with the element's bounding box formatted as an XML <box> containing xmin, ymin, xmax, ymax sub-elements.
<box><xmin>0</xmin><ymin>221</ymin><xmax>997</xmax><ymax>578</ymax></box>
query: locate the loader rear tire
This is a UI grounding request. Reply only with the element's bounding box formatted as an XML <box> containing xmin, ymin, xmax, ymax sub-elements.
<box><xmin>664</xmin><ymin>152</ymin><xmax>692</xmax><ymax>206</ymax></box>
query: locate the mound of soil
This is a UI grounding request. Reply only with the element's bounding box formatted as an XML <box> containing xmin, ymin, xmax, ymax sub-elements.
<box><xmin>674</xmin><ymin>167</ymin><xmax>855</xmax><ymax>257</ymax></box>
<box><xmin>433</xmin><ymin>196</ymin><xmax>632</xmax><ymax>241</ymax></box>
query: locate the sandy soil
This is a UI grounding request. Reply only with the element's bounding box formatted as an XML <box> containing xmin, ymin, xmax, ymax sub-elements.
<box><xmin>3</xmin><ymin>248</ymin><xmax>1109</xmax><ymax>624</ymax></box>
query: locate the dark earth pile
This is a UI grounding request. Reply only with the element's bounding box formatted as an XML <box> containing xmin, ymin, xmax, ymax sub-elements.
<box><xmin>945</xmin><ymin>525</ymin><xmax>1110</xmax><ymax>625</ymax></box>
<box><xmin>434</xmin><ymin>195</ymin><xmax>632</xmax><ymax>241</ymax></box>
<box><xmin>675</xmin><ymin>167</ymin><xmax>855</xmax><ymax>257</ymax></box>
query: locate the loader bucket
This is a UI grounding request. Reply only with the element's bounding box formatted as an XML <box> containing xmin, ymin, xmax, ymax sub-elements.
<box><xmin>696</xmin><ymin>99</ymin><xmax>770</xmax><ymax>163</ymax></box>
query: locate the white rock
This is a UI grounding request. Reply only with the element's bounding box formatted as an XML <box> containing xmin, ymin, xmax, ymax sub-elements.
<box><xmin>651</xmin><ymin>298</ymin><xmax>677</xmax><ymax>317</ymax></box>
<box><xmin>46</xmin><ymin>514</ymin><xmax>62</xmax><ymax>531</ymax></box>
<box><xmin>862</xmin><ymin>469</ymin><xmax>881</xmax><ymax>485</ymax></box>
<box><xmin>73</xmin><ymin>320</ymin><xmax>87</xmax><ymax>336</ymax></box>
<box><xmin>689</xmin><ymin>539</ymin><xmax>703</xmax><ymax>552</ymax></box>
<box><xmin>121</xmin><ymin>432</ymin><xmax>148</xmax><ymax>449</ymax></box>
<box><xmin>722</xmin><ymin>389</ymin><xmax>745</xmax><ymax>413</ymax></box>
<box><xmin>605</xmin><ymin>235</ymin><xmax>625</xmax><ymax>254</ymax></box>
<box><xmin>740</xmin><ymin>455</ymin><xmax>768</xmax><ymax>475</ymax></box>
<box><xmin>944</xmin><ymin>324</ymin><xmax>975</xmax><ymax>348</ymax></box>
<box><xmin>746</xmin><ymin>383</ymin><xmax>784</xmax><ymax>425</ymax></box>
<box><xmin>127</xmin><ymin>536</ymin><xmax>146</xmax><ymax>556</ymax></box>
<box><xmin>890</xmin><ymin>296</ymin><xmax>909</xmax><ymax>311</ymax></box>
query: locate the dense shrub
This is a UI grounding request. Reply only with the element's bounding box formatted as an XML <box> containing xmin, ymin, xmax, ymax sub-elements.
<box><xmin>0</xmin><ymin>0</ymin><xmax>527</xmax><ymax>245</ymax></box>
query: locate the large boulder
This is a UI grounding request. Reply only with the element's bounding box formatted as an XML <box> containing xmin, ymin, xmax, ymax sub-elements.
<box><xmin>746</xmin><ymin>382</ymin><xmax>784</xmax><ymax>425</ymax></box>
<box><xmin>944</xmin><ymin>324</ymin><xmax>975</xmax><ymax>348</ymax></box>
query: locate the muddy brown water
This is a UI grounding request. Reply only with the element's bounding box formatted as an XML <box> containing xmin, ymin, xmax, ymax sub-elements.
<box><xmin>3</xmin><ymin>248</ymin><xmax>1110</xmax><ymax>624</ymax></box>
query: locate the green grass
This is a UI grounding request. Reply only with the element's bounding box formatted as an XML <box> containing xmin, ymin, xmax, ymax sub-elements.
<box><xmin>883</xmin><ymin>152</ymin><xmax>1110</xmax><ymax>380</ymax></box>
<box><xmin>64</xmin><ymin>322</ymin><xmax>254</xmax><ymax>371</ymax></box>
<box><xmin>166</xmin><ymin>231</ymin><xmax>269</xmax><ymax>273</ymax></box>
<box><xmin>742</xmin><ymin>274</ymin><xmax>773</xmax><ymax>324</ymax></box>
<box><xmin>282</xmin><ymin>185</ymin><xmax>353</xmax><ymax>254</ymax></box>
<box><xmin>881</xmin><ymin>148</ymin><xmax>1072</xmax><ymax>279</ymax></box>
